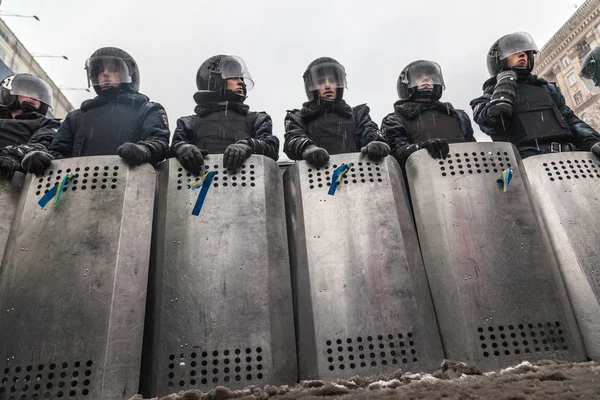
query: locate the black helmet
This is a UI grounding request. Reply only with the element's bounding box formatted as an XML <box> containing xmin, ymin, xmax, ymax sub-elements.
<box><xmin>397</xmin><ymin>60</ymin><xmax>445</xmax><ymax>101</ymax></box>
<box><xmin>580</xmin><ymin>46</ymin><xmax>600</xmax><ymax>92</ymax></box>
<box><xmin>303</xmin><ymin>57</ymin><xmax>347</xmax><ymax>102</ymax></box>
<box><xmin>487</xmin><ymin>32</ymin><xmax>539</xmax><ymax>76</ymax></box>
<box><xmin>0</xmin><ymin>73</ymin><xmax>53</xmax><ymax>115</ymax></box>
<box><xmin>85</xmin><ymin>47</ymin><xmax>140</xmax><ymax>95</ymax></box>
<box><xmin>194</xmin><ymin>55</ymin><xmax>254</xmax><ymax>104</ymax></box>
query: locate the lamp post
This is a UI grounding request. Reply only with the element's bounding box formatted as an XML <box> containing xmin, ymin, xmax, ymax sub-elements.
<box><xmin>0</xmin><ymin>12</ymin><xmax>39</xmax><ymax>21</ymax></box>
<box><xmin>32</xmin><ymin>53</ymin><xmax>69</xmax><ymax>60</ymax></box>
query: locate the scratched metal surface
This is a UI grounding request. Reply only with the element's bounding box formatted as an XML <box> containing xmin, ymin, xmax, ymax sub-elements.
<box><xmin>0</xmin><ymin>172</ymin><xmax>24</xmax><ymax>265</ymax></box>
<box><xmin>406</xmin><ymin>142</ymin><xmax>586</xmax><ymax>371</ymax></box>
<box><xmin>0</xmin><ymin>156</ymin><xmax>155</xmax><ymax>400</ymax></box>
<box><xmin>283</xmin><ymin>153</ymin><xmax>443</xmax><ymax>381</ymax></box>
<box><xmin>143</xmin><ymin>156</ymin><xmax>296</xmax><ymax>397</ymax></box>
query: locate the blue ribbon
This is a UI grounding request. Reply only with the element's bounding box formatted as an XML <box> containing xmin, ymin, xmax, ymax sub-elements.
<box><xmin>328</xmin><ymin>163</ymin><xmax>352</xmax><ymax>196</ymax></box>
<box><xmin>191</xmin><ymin>170</ymin><xmax>217</xmax><ymax>216</ymax></box>
<box><xmin>496</xmin><ymin>168</ymin><xmax>513</xmax><ymax>192</ymax></box>
<box><xmin>38</xmin><ymin>173</ymin><xmax>73</xmax><ymax>208</ymax></box>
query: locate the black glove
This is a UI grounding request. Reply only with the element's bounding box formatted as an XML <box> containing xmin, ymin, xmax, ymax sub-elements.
<box><xmin>175</xmin><ymin>144</ymin><xmax>208</xmax><ymax>175</ymax></box>
<box><xmin>361</xmin><ymin>141</ymin><xmax>390</xmax><ymax>160</ymax></box>
<box><xmin>486</xmin><ymin>102</ymin><xmax>513</xmax><ymax>123</ymax></box>
<box><xmin>492</xmin><ymin>70</ymin><xmax>518</xmax><ymax>104</ymax></box>
<box><xmin>223</xmin><ymin>143</ymin><xmax>252</xmax><ymax>170</ymax></box>
<box><xmin>302</xmin><ymin>145</ymin><xmax>330</xmax><ymax>167</ymax></box>
<box><xmin>421</xmin><ymin>139</ymin><xmax>450</xmax><ymax>159</ymax></box>
<box><xmin>592</xmin><ymin>143</ymin><xmax>600</xmax><ymax>156</ymax></box>
<box><xmin>117</xmin><ymin>142</ymin><xmax>152</xmax><ymax>166</ymax></box>
<box><xmin>396</xmin><ymin>144</ymin><xmax>421</xmax><ymax>166</ymax></box>
<box><xmin>0</xmin><ymin>155</ymin><xmax>23</xmax><ymax>180</ymax></box>
<box><xmin>21</xmin><ymin>150</ymin><xmax>53</xmax><ymax>175</ymax></box>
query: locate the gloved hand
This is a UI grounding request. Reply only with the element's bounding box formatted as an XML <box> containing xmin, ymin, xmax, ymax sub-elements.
<box><xmin>421</xmin><ymin>138</ymin><xmax>450</xmax><ymax>159</ymax></box>
<box><xmin>302</xmin><ymin>145</ymin><xmax>330</xmax><ymax>167</ymax></box>
<box><xmin>591</xmin><ymin>143</ymin><xmax>600</xmax><ymax>156</ymax></box>
<box><xmin>486</xmin><ymin>102</ymin><xmax>513</xmax><ymax>123</ymax></box>
<box><xmin>361</xmin><ymin>141</ymin><xmax>390</xmax><ymax>160</ymax></box>
<box><xmin>117</xmin><ymin>142</ymin><xmax>152</xmax><ymax>166</ymax></box>
<box><xmin>175</xmin><ymin>144</ymin><xmax>208</xmax><ymax>175</ymax></box>
<box><xmin>21</xmin><ymin>150</ymin><xmax>53</xmax><ymax>175</ymax></box>
<box><xmin>0</xmin><ymin>155</ymin><xmax>23</xmax><ymax>180</ymax></box>
<box><xmin>396</xmin><ymin>144</ymin><xmax>421</xmax><ymax>165</ymax></box>
<box><xmin>223</xmin><ymin>143</ymin><xmax>252</xmax><ymax>170</ymax></box>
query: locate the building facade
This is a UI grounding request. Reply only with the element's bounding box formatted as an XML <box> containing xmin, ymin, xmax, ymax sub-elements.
<box><xmin>534</xmin><ymin>0</ymin><xmax>600</xmax><ymax>130</ymax></box>
<box><xmin>0</xmin><ymin>17</ymin><xmax>73</xmax><ymax>119</ymax></box>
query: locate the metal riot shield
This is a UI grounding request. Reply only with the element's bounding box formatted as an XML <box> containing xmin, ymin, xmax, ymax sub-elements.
<box><xmin>143</xmin><ymin>155</ymin><xmax>296</xmax><ymax>396</ymax></box>
<box><xmin>0</xmin><ymin>172</ymin><xmax>24</xmax><ymax>264</ymax></box>
<box><xmin>523</xmin><ymin>152</ymin><xmax>600</xmax><ymax>359</ymax></box>
<box><xmin>0</xmin><ymin>156</ymin><xmax>155</xmax><ymax>400</ymax></box>
<box><xmin>284</xmin><ymin>154</ymin><xmax>444</xmax><ymax>381</ymax></box>
<box><xmin>406</xmin><ymin>142</ymin><xmax>586</xmax><ymax>371</ymax></box>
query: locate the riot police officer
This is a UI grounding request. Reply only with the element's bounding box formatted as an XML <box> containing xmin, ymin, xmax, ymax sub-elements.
<box><xmin>284</xmin><ymin>57</ymin><xmax>389</xmax><ymax>167</ymax></box>
<box><xmin>471</xmin><ymin>32</ymin><xmax>600</xmax><ymax>159</ymax></box>
<box><xmin>0</xmin><ymin>74</ymin><xmax>59</xmax><ymax>179</ymax></box>
<box><xmin>381</xmin><ymin>60</ymin><xmax>475</xmax><ymax>165</ymax></box>
<box><xmin>172</xmin><ymin>54</ymin><xmax>278</xmax><ymax>174</ymax></box>
<box><xmin>22</xmin><ymin>47</ymin><xmax>170</xmax><ymax>174</ymax></box>
<box><xmin>580</xmin><ymin>45</ymin><xmax>600</xmax><ymax>90</ymax></box>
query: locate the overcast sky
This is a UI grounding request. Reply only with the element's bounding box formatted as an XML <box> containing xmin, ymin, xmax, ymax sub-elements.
<box><xmin>0</xmin><ymin>0</ymin><xmax>585</xmax><ymax>155</ymax></box>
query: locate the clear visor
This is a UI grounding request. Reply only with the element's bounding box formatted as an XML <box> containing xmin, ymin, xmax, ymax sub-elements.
<box><xmin>85</xmin><ymin>56</ymin><xmax>133</xmax><ymax>87</ymax></box>
<box><xmin>3</xmin><ymin>74</ymin><xmax>53</xmax><ymax>108</ymax></box>
<box><xmin>580</xmin><ymin>56</ymin><xmax>596</xmax><ymax>80</ymax></box>
<box><xmin>306</xmin><ymin>62</ymin><xmax>347</xmax><ymax>91</ymax></box>
<box><xmin>497</xmin><ymin>32</ymin><xmax>539</xmax><ymax>60</ymax></box>
<box><xmin>405</xmin><ymin>61</ymin><xmax>445</xmax><ymax>89</ymax></box>
<box><xmin>580</xmin><ymin>75</ymin><xmax>600</xmax><ymax>95</ymax></box>
<box><xmin>219</xmin><ymin>55</ymin><xmax>254</xmax><ymax>91</ymax></box>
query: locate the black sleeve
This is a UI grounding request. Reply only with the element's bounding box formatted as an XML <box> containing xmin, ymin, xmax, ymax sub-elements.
<box><xmin>283</xmin><ymin>110</ymin><xmax>314</xmax><ymax>160</ymax></box>
<box><xmin>169</xmin><ymin>116</ymin><xmax>196</xmax><ymax>157</ymax></box>
<box><xmin>1</xmin><ymin>118</ymin><xmax>61</xmax><ymax>162</ymax></box>
<box><xmin>456</xmin><ymin>110</ymin><xmax>477</xmax><ymax>142</ymax></box>
<box><xmin>548</xmin><ymin>83</ymin><xmax>600</xmax><ymax>151</ymax></box>
<box><xmin>353</xmin><ymin>104</ymin><xmax>387</xmax><ymax>148</ymax></box>
<box><xmin>381</xmin><ymin>112</ymin><xmax>410</xmax><ymax>154</ymax></box>
<box><xmin>137</xmin><ymin>102</ymin><xmax>170</xmax><ymax>164</ymax></box>
<box><xmin>244</xmin><ymin>111</ymin><xmax>279</xmax><ymax>161</ymax></box>
<box><xmin>49</xmin><ymin>111</ymin><xmax>79</xmax><ymax>159</ymax></box>
<box><xmin>470</xmin><ymin>86</ymin><xmax>502</xmax><ymax>138</ymax></box>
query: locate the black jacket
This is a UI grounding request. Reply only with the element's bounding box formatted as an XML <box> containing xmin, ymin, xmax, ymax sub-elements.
<box><xmin>50</xmin><ymin>91</ymin><xmax>170</xmax><ymax>164</ymax></box>
<box><xmin>171</xmin><ymin>102</ymin><xmax>279</xmax><ymax>160</ymax></box>
<box><xmin>0</xmin><ymin>108</ymin><xmax>60</xmax><ymax>164</ymax></box>
<box><xmin>470</xmin><ymin>74</ymin><xmax>599</xmax><ymax>153</ymax></box>
<box><xmin>381</xmin><ymin>100</ymin><xmax>475</xmax><ymax>154</ymax></box>
<box><xmin>283</xmin><ymin>100</ymin><xmax>386</xmax><ymax>159</ymax></box>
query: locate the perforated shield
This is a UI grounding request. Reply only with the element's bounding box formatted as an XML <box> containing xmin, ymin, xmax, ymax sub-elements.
<box><xmin>284</xmin><ymin>153</ymin><xmax>444</xmax><ymax>381</ymax></box>
<box><xmin>523</xmin><ymin>152</ymin><xmax>600</xmax><ymax>359</ymax></box>
<box><xmin>406</xmin><ymin>143</ymin><xmax>586</xmax><ymax>370</ymax></box>
<box><xmin>0</xmin><ymin>156</ymin><xmax>156</xmax><ymax>400</ymax></box>
<box><xmin>143</xmin><ymin>156</ymin><xmax>296</xmax><ymax>396</ymax></box>
<box><xmin>0</xmin><ymin>172</ymin><xmax>24</xmax><ymax>264</ymax></box>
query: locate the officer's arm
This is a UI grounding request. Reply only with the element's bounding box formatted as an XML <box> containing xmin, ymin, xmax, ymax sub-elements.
<box><xmin>243</xmin><ymin>112</ymin><xmax>279</xmax><ymax>161</ymax></box>
<box><xmin>284</xmin><ymin>110</ymin><xmax>314</xmax><ymax>160</ymax></box>
<box><xmin>381</xmin><ymin>113</ymin><xmax>411</xmax><ymax>153</ymax></box>
<box><xmin>470</xmin><ymin>88</ymin><xmax>504</xmax><ymax>137</ymax></box>
<box><xmin>49</xmin><ymin>112</ymin><xmax>78</xmax><ymax>159</ymax></box>
<box><xmin>2</xmin><ymin>118</ymin><xmax>60</xmax><ymax>163</ymax></box>
<box><xmin>138</xmin><ymin>103</ymin><xmax>170</xmax><ymax>164</ymax></box>
<box><xmin>170</xmin><ymin>117</ymin><xmax>196</xmax><ymax>157</ymax></box>
<box><xmin>549</xmin><ymin>83</ymin><xmax>600</xmax><ymax>151</ymax></box>
<box><xmin>354</xmin><ymin>104</ymin><xmax>387</xmax><ymax>148</ymax></box>
<box><xmin>457</xmin><ymin>110</ymin><xmax>477</xmax><ymax>142</ymax></box>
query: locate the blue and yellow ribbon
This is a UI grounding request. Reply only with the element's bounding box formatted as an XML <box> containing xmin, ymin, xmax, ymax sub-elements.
<box><xmin>496</xmin><ymin>168</ymin><xmax>513</xmax><ymax>192</ymax></box>
<box><xmin>328</xmin><ymin>163</ymin><xmax>353</xmax><ymax>196</ymax></box>
<box><xmin>191</xmin><ymin>170</ymin><xmax>217</xmax><ymax>216</ymax></box>
<box><xmin>38</xmin><ymin>173</ymin><xmax>74</xmax><ymax>208</ymax></box>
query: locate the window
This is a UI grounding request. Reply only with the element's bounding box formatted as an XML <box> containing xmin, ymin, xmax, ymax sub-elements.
<box><xmin>574</xmin><ymin>91</ymin><xmax>583</xmax><ymax>105</ymax></box>
<box><xmin>568</xmin><ymin>72</ymin><xmax>577</xmax><ymax>86</ymax></box>
<box><xmin>562</xmin><ymin>56</ymin><xmax>571</xmax><ymax>68</ymax></box>
<box><xmin>577</xmin><ymin>41</ymin><xmax>592</xmax><ymax>57</ymax></box>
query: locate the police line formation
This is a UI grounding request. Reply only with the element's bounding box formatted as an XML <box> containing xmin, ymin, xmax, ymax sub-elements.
<box><xmin>1</xmin><ymin>31</ymin><xmax>600</xmax><ymax>399</ymax></box>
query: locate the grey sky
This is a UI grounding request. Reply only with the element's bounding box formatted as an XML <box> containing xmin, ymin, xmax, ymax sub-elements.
<box><xmin>0</xmin><ymin>0</ymin><xmax>583</xmax><ymax>155</ymax></box>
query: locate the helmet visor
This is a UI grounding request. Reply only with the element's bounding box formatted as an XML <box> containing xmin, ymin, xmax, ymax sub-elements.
<box><xmin>85</xmin><ymin>56</ymin><xmax>133</xmax><ymax>88</ymax></box>
<box><xmin>497</xmin><ymin>32</ymin><xmax>539</xmax><ymax>60</ymax></box>
<box><xmin>306</xmin><ymin>62</ymin><xmax>347</xmax><ymax>92</ymax></box>
<box><xmin>4</xmin><ymin>74</ymin><xmax>54</xmax><ymax>109</ymax></box>
<box><xmin>219</xmin><ymin>55</ymin><xmax>254</xmax><ymax>91</ymax></box>
<box><xmin>405</xmin><ymin>60</ymin><xmax>445</xmax><ymax>89</ymax></box>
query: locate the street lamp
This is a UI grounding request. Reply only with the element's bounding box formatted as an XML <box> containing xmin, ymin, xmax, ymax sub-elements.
<box><xmin>32</xmin><ymin>53</ymin><xmax>68</xmax><ymax>60</ymax></box>
<box><xmin>59</xmin><ymin>87</ymin><xmax>90</xmax><ymax>93</ymax></box>
<box><xmin>0</xmin><ymin>12</ymin><xmax>39</xmax><ymax>21</ymax></box>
